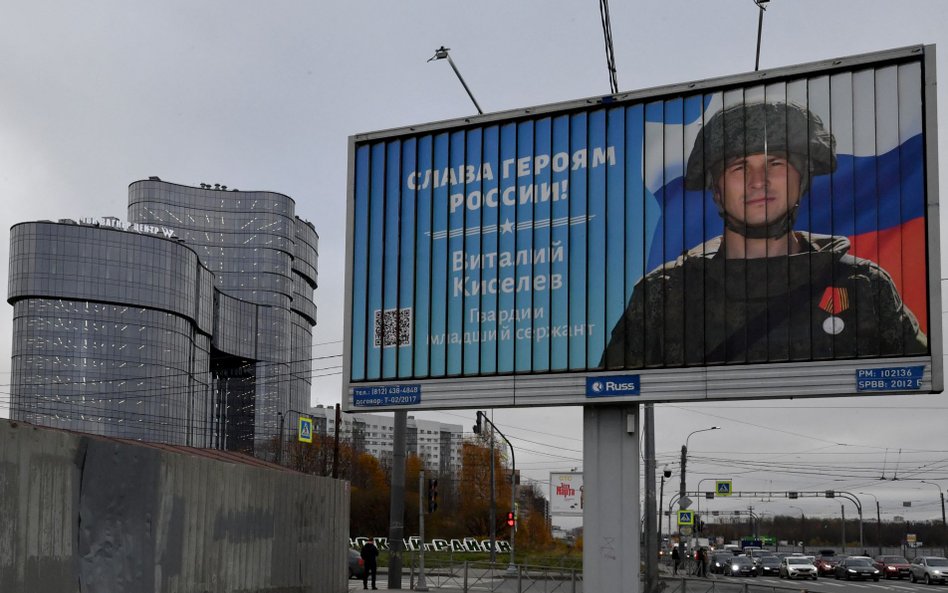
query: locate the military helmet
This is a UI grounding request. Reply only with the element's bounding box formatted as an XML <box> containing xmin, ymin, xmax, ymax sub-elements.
<box><xmin>684</xmin><ymin>101</ymin><xmax>837</xmax><ymax>191</ymax></box>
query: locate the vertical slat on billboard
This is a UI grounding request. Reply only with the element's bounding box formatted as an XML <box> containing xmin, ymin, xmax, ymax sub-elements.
<box><xmin>344</xmin><ymin>46</ymin><xmax>940</xmax><ymax>410</ymax></box>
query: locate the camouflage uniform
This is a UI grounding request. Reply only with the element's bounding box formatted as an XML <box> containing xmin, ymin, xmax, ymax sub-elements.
<box><xmin>601</xmin><ymin>101</ymin><xmax>927</xmax><ymax>368</ymax></box>
<box><xmin>601</xmin><ymin>232</ymin><xmax>927</xmax><ymax>369</ymax></box>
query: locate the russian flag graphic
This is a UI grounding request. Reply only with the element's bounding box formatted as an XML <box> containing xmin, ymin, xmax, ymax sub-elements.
<box><xmin>641</xmin><ymin>63</ymin><xmax>928</xmax><ymax>334</ymax></box>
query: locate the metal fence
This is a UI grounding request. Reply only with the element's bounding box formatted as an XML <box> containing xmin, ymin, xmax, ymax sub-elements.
<box><xmin>410</xmin><ymin>560</ymin><xmax>583</xmax><ymax>593</ymax></box>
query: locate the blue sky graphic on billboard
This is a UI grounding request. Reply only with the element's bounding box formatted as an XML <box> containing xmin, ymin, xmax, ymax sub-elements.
<box><xmin>350</xmin><ymin>60</ymin><xmax>928</xmax><ymax>381</ymax></box>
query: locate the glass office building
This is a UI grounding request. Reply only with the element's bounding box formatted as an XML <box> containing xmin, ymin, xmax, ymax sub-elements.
<box><xmin>7</xmin><ymin>179</ymin><xmax>318</xmax><ymax>454</ymax></box>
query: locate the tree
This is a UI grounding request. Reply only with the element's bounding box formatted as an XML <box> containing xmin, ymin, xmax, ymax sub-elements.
<box><xmin>457</xmin><ymin>437</ymin><xmax>512</xmax><ymax>537</ymax></box>
<box><xmin>350</xmin><ymin>452</ymin><xmax>390</xmax><ymax>535</ymax></box>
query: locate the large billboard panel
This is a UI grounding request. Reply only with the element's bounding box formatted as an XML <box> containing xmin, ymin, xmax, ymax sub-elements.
<box><xmin>344</xmin><ymin>45</ymin><xmax>941</xmax><ymax>411</ymax></box>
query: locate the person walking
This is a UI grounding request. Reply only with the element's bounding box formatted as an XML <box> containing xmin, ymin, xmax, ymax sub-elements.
<box><xmin>672</xmin><ymin>545</ymin><xmax>681</xmax><ymax>575</ymax></box>
<box><xmin>696</xmin><ymin>547</ymin><xmax>708</xmax><ymax>577</ymax></box>
<box><xmin>360</xmin><ymin>538</ymin><xmax>379</xmax><ymax>590</ymax></box>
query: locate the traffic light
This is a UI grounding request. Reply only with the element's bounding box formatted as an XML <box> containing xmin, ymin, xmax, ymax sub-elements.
<box><xmin>506</xmin><ymin>511</ymin><xmax>515</xmax><ymax>527</ymax></box>
<box><xmin>427</xmin><ymin>478</ymin><xmax>439</xmax><ymax>513</ymax></box>
<box><xmin>473</xmin><ymin>411</ymin><xmax>483</xmax><ymax>434</ymax></box>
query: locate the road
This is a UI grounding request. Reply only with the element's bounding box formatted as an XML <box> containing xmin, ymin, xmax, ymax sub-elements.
<box><xmin>666</xmin><ymin>574</ymin><xmax>937</xmax><ymax>593</ymax></box>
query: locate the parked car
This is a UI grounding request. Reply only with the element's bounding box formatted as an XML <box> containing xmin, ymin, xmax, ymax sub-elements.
<box><xmin>724</xmin><ymin>555</ymin><xmax>756</xmax><ymax>577</ymax></box>
<box><xmin>780</xmin><ymin>556</ymin><xmax>818</xmax><ymax>580</ymax></box>
<box><xmin>873</xmin><ymin>555</ymin><xmax>911</xmax><ymax>579</ymax></box>
<box><xmin>910</xmin><ymin>556</ymin><xmax>948</xmax><ymax>585</ymax></box>
<box><xmin>834</xmin><ymin>557</ymin><xmax>881</xmax><ymax>581</ymax></box>
<box><xmin>710</xmin><ymin>551</ymin><xmax>734</xmax><ymax>574</ymax></box>
<box><xmin>348</xmin><ymin>548</ymin><xmax>365</xmax><ymax>579</ymax></box>
<box><xmin>756</xmin><ymin>555</ymin><xmax>781</xmax><ymax>576</ymax></box>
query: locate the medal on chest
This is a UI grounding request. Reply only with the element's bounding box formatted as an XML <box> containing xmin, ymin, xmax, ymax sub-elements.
<box><xmin>819</xmin><ymin>286</ymin><xmax>849</xmax><ymax>335</ymax></box>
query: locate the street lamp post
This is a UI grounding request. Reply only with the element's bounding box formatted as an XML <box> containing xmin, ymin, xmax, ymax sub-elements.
<box><xmin>789</xmin><ymin>506</ymin><xmax>806</xmax><ymax>552</ymax></box>
<box><xmin>427</xmin><ymin>46</ymin><xmax>484</xmax><ymax>115</ymax></box>
<box><xmin>695</xmin><ymin>478</ymin><xmax>717</xmax><ymax>527</ymax></box>
<box><xmin>679</xmin><ymin>427</ymin><xmax>720</xmax><ymax>503</ymax></box>
<box><xmin>921</xmin><ymin>481</ymin><xmax>947</xmax><ymax>556</ymax></box>
<box><xmin>474</xmin><ymin>411</ymin><xmax>517</xmax><ymax>574</ymax></box>
<box><xmin>859</xmin><ymin>492</ymin><xmax>882</xmax><ymax>555</ymax></box>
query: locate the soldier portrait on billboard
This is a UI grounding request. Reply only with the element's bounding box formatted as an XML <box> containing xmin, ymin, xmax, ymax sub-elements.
<box><xmin>602</xmin><ymin>100</ymin><xmax>928</xmax><ymax>368</ymax></box>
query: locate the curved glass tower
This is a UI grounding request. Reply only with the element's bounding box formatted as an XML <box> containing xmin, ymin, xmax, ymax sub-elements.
<box><xmin>8</xmin><ymin>179</ymin><xmax>318</xmax><ymax>454</ymax></box>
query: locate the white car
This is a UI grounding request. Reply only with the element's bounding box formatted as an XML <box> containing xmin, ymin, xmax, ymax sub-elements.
<box><xmin>780</xmin><ymin>556</ymin><xmax>818</xmax><ymax>580</ymax></box>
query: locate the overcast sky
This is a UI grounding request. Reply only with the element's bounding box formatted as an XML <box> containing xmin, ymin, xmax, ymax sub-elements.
<box><xmin>3</xmin><ymin>1</ymin><xmax>948</xmax><ymax>532</ymax></box>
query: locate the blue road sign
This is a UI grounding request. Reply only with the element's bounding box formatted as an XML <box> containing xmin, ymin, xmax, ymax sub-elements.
<box><xmin>299</xmin><ymin>416</ymin><xmax>313</xmax><ymax>443</ymax></box>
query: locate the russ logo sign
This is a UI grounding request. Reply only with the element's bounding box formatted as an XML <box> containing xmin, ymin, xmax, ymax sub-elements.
<box><xmin>586</xmin><ymin>375</ymin><xmax>640</xmax><ymax>397</ymax></box>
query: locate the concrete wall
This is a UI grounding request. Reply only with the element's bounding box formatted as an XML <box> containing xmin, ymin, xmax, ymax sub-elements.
<box><xmin>0</xmin><ymin>420</ymin><xmax>349</xmax><ymax>593</ymax></box>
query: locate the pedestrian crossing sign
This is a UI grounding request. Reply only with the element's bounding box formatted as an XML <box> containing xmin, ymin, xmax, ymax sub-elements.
<box><xmin>716</xmin><ymin>480</ymin><xmax>732</xmax><ymax>496</ymax></box>
<box><xmin>298</xmin><ymin>416</ymin><xmax>313</xmax><ymax>443</ymax></box>
<box><xmin>677</xmin><ymin>510</ymin><xmax>694</xmax><ymax>526</ymax></box>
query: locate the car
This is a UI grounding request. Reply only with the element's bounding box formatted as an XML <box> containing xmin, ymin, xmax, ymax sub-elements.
<box><xmin>834</xmin><ymin>556</ymin><xmax>881</xmax><ymax>581</ymax></box>
<box><xmin>780</xmin><ymin>556</ymin><xmax>818</xmax><ymax>580</ymax></box>
<box><xmin>724</xmin><ymin>555</ymin><xmax>757</xmax><ymax>577</ymax></box>
<box><xmin>910</xmin><ymin>556</ymin><xmax>948</xmax><ymax>585</ymax></box>
<box><xmin>348</xmin><ymin>548</ymin><xmax>365</xmax><ymax>579</ymax></box>
<box><xmin>745</xmin><ymin>548</ymin><xmax>772</xmax><ymax>570</ymax></box>
<box><xmin>710</xmin><ymin>551</ymin><xmax>734</xmax><ymax>574</ymax></box>
<box><xmin>814</xmin><ymin>553</ymin><xmax>844</xmax><ymax>576</ymax></box>
<box><xmin>756</xmin><ymin>555</ymin><xmax>781</xmax><ymax>576</ymax></box>
<box><xmin>873</xmin><ymin>555</ymin><xmax>911</xmax><ymax>579</ymax></box>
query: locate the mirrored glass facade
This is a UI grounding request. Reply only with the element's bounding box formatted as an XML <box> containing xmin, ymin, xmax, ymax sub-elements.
<box><xmin>8</xmin><ymin>180</ymin><xmax>318</xmax><ymax>454</ymax></box>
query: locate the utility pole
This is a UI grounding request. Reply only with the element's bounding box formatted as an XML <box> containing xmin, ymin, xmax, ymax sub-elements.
<box><xmin>332</xmin><ymin>403</ymin><xmax>340</xmax><ymax>478</ymax></box>
<box><xmin>644</xmin><ymin>404</ymin><xmax>657</xmax><ymax>593</ymax></box>
<box><xmin>416</xmin><ymin>471</ymin><xmax>428</xmax><ymax>591</ymax></box>
<box><xmin>841</xmin><ymin>505</ymin><xmax>846</xmax><ymax>552</ymax></box>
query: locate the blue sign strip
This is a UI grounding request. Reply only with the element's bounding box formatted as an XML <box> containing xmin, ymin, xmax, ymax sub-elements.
<box><xmin>586</xmin><ymin>375</ymin><xmax>640</xmax><ymax>397</ymax></box>
<box><xmin>353</xmin><ymin>384</ymin><xmax>422</xmax><ymax>406</ymax></box>
<box><xmin>856</xmin><ymin>365</ymin><xmax>924</xmax><ymax>392</ymax></box>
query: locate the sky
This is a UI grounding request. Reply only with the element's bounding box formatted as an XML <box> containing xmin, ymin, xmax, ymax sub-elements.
<box><xmin>2</xmin><ymin>1</ymin><xmax>948</xmax><ymax>534</ymax></box>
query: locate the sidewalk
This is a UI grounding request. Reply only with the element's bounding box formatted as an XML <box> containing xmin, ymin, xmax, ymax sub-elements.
<box><xmin>347</xmin><ymin>569</ymin><xmax>466</xmax><ymax>592</ymax></box>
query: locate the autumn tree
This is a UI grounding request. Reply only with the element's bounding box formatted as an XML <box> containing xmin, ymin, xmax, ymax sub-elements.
<box><xmin>458</xmin><ymin>437</ymin><xmax>513</xmax><ymax>537</ymax></box>
<box><xmin>350</xmin><ymin>452</ymin><xmax>390</xmax><ymax>535</ymax></box>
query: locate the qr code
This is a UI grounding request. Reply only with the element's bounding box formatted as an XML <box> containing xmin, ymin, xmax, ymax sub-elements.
<box><xmin>374</xmin><ymin>307</ymin><xmax>412</xmax><ymax>348</ymax></box>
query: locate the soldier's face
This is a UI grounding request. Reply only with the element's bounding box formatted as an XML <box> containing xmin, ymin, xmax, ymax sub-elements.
<box><xmin>714</xmin><ymin>153</ymin><xmax>802</xmax><ymax>227</ymax></box>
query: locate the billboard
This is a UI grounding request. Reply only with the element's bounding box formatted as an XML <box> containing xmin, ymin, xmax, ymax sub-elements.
<box><xmin>344</xmin><ymin>45</ymin><xmax>941</xmax><ymax>411</ymax></box>
<box><xmin>549</xmin><ymin>472</ymin><xmax>584</xmax><ymax>516</ymax></box>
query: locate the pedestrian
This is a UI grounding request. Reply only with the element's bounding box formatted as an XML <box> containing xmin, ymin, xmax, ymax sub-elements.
<box><xmin>672</xmin><ymin>545</ymin><xmax>681</xmax><ymax>575</ymax></box>
<box><xmin>696</xmin><ymin>547</ymin><xmax>708</xmax><ymax>577</ymax></box>
<box><xmin>360</xmin><ymin>538</ymin><xmax>379</xmax><ymax>590</ymax></box>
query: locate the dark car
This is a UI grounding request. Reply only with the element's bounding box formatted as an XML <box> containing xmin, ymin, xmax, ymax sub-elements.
<box><xmin>835</xmin><ymin>557</ymin><xmax>881</xmax><ymax>581</ymax></box>
<box><xmin>725</xmin><ymin>555</ymin><xmax>757</xmax><ymax>577</ymax></box>
<box><xmin>756</xmin><ymin>555</ymin><xmax>781</xmax><ymax>576</ymax></box>
<box><xmin>348</xmin><ymin>548</ymin><xmax>365</xmax><ymax>579</ymax></box>
<box><xmin>710</xmin><ymin>551</ymin><xmax>734</xmax><ymax>574</ymax></box>
<box><xmin>873</xmin><ymin>555</ymin><xmax>911</xmax><ymax>579</ymax></box>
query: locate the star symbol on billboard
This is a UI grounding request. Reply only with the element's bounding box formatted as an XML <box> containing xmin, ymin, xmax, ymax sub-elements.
<box><xmin>500</xmin><ymin>219</ymin><xmax>514</xmax><ymax>234</ymax></box>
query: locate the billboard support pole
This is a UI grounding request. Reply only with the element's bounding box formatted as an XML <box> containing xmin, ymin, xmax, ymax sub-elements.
<box><xmin>583</xmin><ymin>405</ymin><xmax>640</xmax><ymax>593</ymax></box>
<box><xmin>388</xmin><ymin>411</ymin><xmax>407</xmax><ymax>589</ymax></box>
